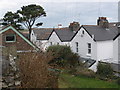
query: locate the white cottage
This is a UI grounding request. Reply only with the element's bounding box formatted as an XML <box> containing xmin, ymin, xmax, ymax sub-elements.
<box><xmin>71</xmin><ymin>17</ymin><xmax>119</xmax><ymax>71</ymax></box>
<box><xmin>30</xmin><ymin>18</ymin><xmax>120</xmax><ymax>72</ymax></box>
<box><xmin>30</xmin><ymin>22</ymin><xmax>80</xmax><ymax>51</ymax></box>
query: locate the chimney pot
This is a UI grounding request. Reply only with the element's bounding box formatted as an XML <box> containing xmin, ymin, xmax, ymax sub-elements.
<box><xmin>97</xmin><ymin>17</ymin><xmax>109</xmax><ymax>28</ymax></box>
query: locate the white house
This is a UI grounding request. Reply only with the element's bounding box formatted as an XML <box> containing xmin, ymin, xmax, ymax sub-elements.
<box><xmin>30</xmin><ymin>18</ymin><xmax>120</xmax><ymax>72</ymax></box>
<box><xmin>31</xmin><ymin>22</ymin><xmax>80</xmax><ymax>51</ymax></box>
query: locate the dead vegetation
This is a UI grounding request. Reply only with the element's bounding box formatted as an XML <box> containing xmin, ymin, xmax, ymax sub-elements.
<box><xmin>18</xmin><ymin>52</ymin><xmax>59</xmax><ymax>88</ymax></box>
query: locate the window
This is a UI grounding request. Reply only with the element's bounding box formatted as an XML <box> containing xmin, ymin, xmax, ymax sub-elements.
<box><xmin>57</xmin><ymin>42</ymin><xmax>59</xmax><ymax>45</ymax></box>
<box><xmin>75</xmin><ymin>42</ymin><xmax>79</xmax><ymax>52</ymax></box>
<box><xmin>88</xmin><ymin>43</ymin><xmax>91</xmax><ymax>54</ymax></box>
<box><xmin>50</xmin><ymin>42</ymin><xmax>52</xmax><ymax>45</ymax></box>
<box><xmin>82</xmin><ymin>30</ymin><xmax>84</xmax><ymax>34</ymax></box>
<box><xmin>5</xmin><ymin>34</ymin><xmax>16</xmax><ymax>42</ymax></box>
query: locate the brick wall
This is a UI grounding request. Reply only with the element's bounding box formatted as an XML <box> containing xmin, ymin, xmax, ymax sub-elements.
<box><xmin>1</xmin><ymin>29</ymin><xmax>34</xmax><ymax>51</ymax></box>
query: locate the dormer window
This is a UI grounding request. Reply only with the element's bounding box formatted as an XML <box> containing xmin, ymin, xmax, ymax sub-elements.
<box><xmin>5</xmin><ymin>34</ymin><xmax>16</xmax><ymax>42</ymax></box>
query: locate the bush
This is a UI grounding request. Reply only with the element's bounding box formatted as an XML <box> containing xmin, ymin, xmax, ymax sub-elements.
<box><xmin>96</xmin><ymin>62</ymin><xmax>114</xmax><ymax>79</ymax></box>
<box><xmin>117</xmin><ymin>78</ymin><xmax>120</xmax><ymax>85</ymax></box>
<box><xmin>18</xmin><ymin>52</ymin><xmax>58</xmax><ymax>88</ymax></box>
<box><xmin>47</xmin><ymin>45</ymin><xmax>80</xmax><ymax>68</ymax></box>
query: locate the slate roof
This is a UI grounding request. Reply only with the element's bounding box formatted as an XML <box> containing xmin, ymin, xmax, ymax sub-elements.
<box><xmin>55</xmin><ymin>29</ymin><xmax>75</xmax><ymax>42</ymax></box>
<box><xmin>32</xmin><ymin>27</ymin><xmax>76</xmax><ymax>42</ymax></box>
<box><xmin>32</xmin><ymin>24</ymin><xmax>120</xmax><ymax>42</ymax></box>
<box><xmin>32</xmin><ymin>28</ymin><xmax>53</xmax><ymax>40</ymax></box>
<box><xmin>82</xmin><ymin>25</ymin><xmax>119</xmax><ymax>41</ymax></box>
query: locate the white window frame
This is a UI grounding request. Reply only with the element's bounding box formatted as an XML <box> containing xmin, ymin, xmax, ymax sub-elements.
<box><xmin>87</xmin><ymin>43</ymin><xmax>91</xmax><ymax>54</ymax></box>
<box><xmin>75</xmin><ymin>42</ymin><xmax>79</xmax><ymax>52</ymax></box>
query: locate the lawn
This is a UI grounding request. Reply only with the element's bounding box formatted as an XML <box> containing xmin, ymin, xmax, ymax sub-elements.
<box><xmin>59</xmin><ymin>73</ymin><xmax>120</xmax><ymax>88</ymax></box>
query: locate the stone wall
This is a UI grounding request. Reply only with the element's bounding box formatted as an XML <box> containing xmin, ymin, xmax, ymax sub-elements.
<box><xmin>2</xmin><ymin>54</ymin><xmax>21</xmax><ymax>88</ymax></box>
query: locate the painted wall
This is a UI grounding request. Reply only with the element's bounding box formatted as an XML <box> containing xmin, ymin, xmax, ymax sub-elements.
<box><xmin>118</xmin><ymin>36</ymin><xmax>120</xmax><ymax>64</ymax></box>
<box><xmin>97</xmin><ymin>40</ymin><xmax>113</xmax><ymax>63</ymax></box>
<box><xmin>49</xmin><ymin>32</ymin><xmax>62</xmax><ymax>45</ymax></box>
<box><xmin>71</xmin><ymin>27</ymin><xmax>97</xmax><ymax>60</ymax></box>
<box><xmin>113</xmin><ymin>37</ymin><xmax>118</xmax><ymax>64</ymax></box>
<box><xmin>30</xmin><ymin>30</ymin><xmax>37</xmax><ymax>44</ymax></box>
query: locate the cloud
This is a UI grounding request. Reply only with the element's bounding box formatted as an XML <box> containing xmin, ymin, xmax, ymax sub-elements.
<box><xmin>0</xmin><ymin>1</ymin><xmax>118</xmax><ymax>27</ymax></box>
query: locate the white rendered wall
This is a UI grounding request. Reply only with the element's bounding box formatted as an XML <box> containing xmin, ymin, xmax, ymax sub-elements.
<box><xmin>49</xmin><ymin>32</ymin><xmax>62</xmax><ymax>45</ymax></box>
<box><xmin>71</xmin><ymin>27</ymin><xmax>97</xmax><ymax>60</ymax></box>
<box><xmin>30</xmin><ymin>30</ymin><xmax>37</xmax><ymax>44</ymax></box>
<box><xmin>97</xmin><ymin>40</ymin><xmax>113</xmax><ymax>63</ymax></box>
<box><xmin>113</xmin><ymin>37</ymin><xmax>118</xmax><ymax>64</ymax></box>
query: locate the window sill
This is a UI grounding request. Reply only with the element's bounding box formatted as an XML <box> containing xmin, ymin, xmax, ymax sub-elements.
<box><xmin>6</xmin><ymin>41</ymin><xmax>16</xmax><ymax>43</ymax></box>
<box><xmin>86</xmin><ymin>54</ymin><xmax>91</xmax><ymax>57</ymax></box>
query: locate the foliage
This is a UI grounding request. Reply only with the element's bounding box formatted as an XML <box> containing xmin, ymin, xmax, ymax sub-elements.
<box><xmin>17</xmin><ymin>4</ymin><xmax>46</xmax><ymax>35</ymax></box>
<box><xmin>117</xmin><ymin>78</ymin><xmax>120</xmax><ymax>85</ymax></box>
<box><xmin>96</xmin><ymin>62</ymin><xmax>114</xmax><ymax>79</ymax></box>
<box><xmin>18</xmin><ymin>52</ymin><xmax>58</xmax><ymax>88</ymax></box>
<box><xmin>47</xmin><ymin>45</ymin><xmax>80</xmax><ymax>68</ymax></box>
<box><xmin>3</xmin><ymin>11</ymin><xmax>21</xmax><ymax>30</ymax></box>
<box><xmin>3</xmin><ymin>4</ymin><xmax>46</xmax><ymax>36</ymax></box>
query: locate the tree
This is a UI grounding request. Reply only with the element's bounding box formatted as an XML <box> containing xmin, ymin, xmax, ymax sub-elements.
<box><xmin>3</xmin><ymin>11</ymin><xmax>21</xmax><ymax>29</ymax></box>
<box><xmin>17</xmin><ymin>4</ymin><xmax>46</xmax><ymax>38</ymax></box>
<box><xmin>2</xmin><ymin>4</ymin><xmax>46</xmax><ymax>38</ymax></box>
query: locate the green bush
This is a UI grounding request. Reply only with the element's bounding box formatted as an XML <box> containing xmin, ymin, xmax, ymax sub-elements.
<box><xmin>47</xmin><ymin>45</ymin><xmax>80</xmax><ymax>67</ymax></box>
<box><xmin>117</xmin><ymin>78</ymin><xmax>120</xmax><ymax>85</ymax></box>
<box><xmin>96</xmin><ymin>62</ymin><xmax>114</xmax><ymax>79</ymax></box>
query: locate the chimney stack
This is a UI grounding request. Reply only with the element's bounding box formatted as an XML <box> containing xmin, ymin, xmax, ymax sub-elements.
<box><xmin>69</xmin><ymin>21</ymin><xmax>80</xmax><ymax>31</ymax></box>
<box><xmin>58</xmin><ymin>24</ymin><xmax>62</xmax><ymax>28</ymax></box>
<box><xmin>97</xmin><ymin>17</ymin><xmax>109</xmax><ymax>28</ymax></box>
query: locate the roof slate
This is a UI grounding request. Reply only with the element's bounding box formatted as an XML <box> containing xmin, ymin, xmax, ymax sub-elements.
<box><xmin>33</xmin><ymin>28</ymin><xmax>53</xmax><ymax>40</ymax></box>
<box><xmin>32</xmin><ymin>24</ymin><xmax>120</xmax><ymax>42</ymax></box>
<box><xmin>55</xmin><ymin>29</ymin><xmax>75</xmax><ymax>41</ymax></box>
<box><xmin>82</xmin><ymin>25</ymin><xmax>119</xmax><ymax>41</ymax></box>
<box><xmin>32</xmin><ymin>27</ymin><xmax>76</xmax><ymax>41</ymax></box>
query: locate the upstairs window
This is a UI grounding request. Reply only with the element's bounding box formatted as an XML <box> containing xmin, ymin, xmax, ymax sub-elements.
<box><xmin>5</xmin><ymin>34</ymin><xmax>16</xmax><ymax>42</ymax></box>
<box><xmin>82</xmin><ymin>30</ymin><xmax>84</xmax><ymax>34</ymax></box>
<box><xmin>75</xmin><ymin>42</ymin><xmax>79</xmax><ymax>52</ymax></box>
<box><xmin>50</xmin><ymin>42</ymin><xmax>52</xmax><ymax>46</ymax></box>
<box><xmin>88</xmin><ymin>43</ymin><xmax>91</xmax><ymax>54</ymax></box>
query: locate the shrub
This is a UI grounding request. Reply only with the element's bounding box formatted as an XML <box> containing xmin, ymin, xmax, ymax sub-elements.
<box><xmin>18</xmin><ymin>52</ymin><xmax>58</xmax><ymax>88</ymax></box>
<box><xmin>117</xmin><ymin>78</ymin><xmax>120</xmax><ymax>85</ymax></box>
<box><xmin>96</xmin><ymin>62</ymin><xmax>114</xmax><ymax>79</ymax></box>
<box><xmin>47</xmin><ymin>45</ymin><xmax>80</xmax><ymax>68</ymax></box>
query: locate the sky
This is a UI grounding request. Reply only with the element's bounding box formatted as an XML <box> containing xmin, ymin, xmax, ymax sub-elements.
<box><xmin>0</xmin><ymin>0</ymin><xmax>119</xmax><ymax>28</ymax></box>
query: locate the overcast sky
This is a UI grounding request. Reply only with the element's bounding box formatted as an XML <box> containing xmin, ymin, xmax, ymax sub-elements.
<box><xmin>0</xmin><ymin>0</ymin><xmax>119</xmax><ymax>28</ymax></box>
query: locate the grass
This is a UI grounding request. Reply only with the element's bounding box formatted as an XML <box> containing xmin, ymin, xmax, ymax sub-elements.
<box><xmin>59</xmin><ymin>73</ymin><xmax>120</xmax><ymax>88</ymax></box>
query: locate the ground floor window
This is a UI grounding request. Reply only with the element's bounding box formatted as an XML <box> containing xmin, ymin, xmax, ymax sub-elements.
<box><xmin>75</xmin><ymin>42</ymin><xmax>79</xmax><ymax>52</ymax></box>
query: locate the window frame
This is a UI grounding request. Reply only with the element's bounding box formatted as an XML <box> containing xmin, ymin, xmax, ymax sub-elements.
<box><xmin>82</xmin><ymin>30</ymin><xmax>84</xmax><ymax>34</ymax></box>
<box><xmin>5</xmin><ymin>34</ymin><xmax>16</xmax><ymax>43</ymax></box>
<box><xmin>87</xmin><ymin>43</ymin><xmax>91</xmax><ymax>54</ymax></box>
<box><xmin>75</xmin><ymin>42</ymin><xmax>79</xmax><ymax>53</ymax></box>
<box><xmin>50</xmin><ymin>42</ymin><xmax>52</xmax><ymax>46</ymax></box>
